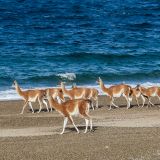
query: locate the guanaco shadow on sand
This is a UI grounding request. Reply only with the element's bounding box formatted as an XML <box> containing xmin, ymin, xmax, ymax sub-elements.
<box><xmin>97</xmin><ymin>104</ymin><xmax>135</xmax><ymax>109</ymax></box>
<box><xmin>101</xmin><ymin>103</ymin><xmax>160</xmax><ymax>109</ymax></box>
<box><xmin>29</xmin><ymin>108</ymin><xmax>53</xmax><ymax>113</ymax></box>
<box><xmin>96</xmin><ymin>105</ymin><xmax>103</xmax><ymax>108</ymax></box>
<box><xmin>29</xmin><ymin>105</ymin><xmax>137</xmax><ymax>112</ymax></box>
<box><xmin>65</xmin><ymin>126</ymin><xmax>98</xmax><ymax>133</ymax></box>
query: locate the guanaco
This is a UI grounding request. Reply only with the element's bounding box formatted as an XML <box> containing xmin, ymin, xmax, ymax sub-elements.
<box><xmin>61</xmin><ymin>82</ymin><xmax>99</xmax><ymax>110</ymax></box>
<box><xmin>130</xmin><ymin>86</ymin><xmax>146</xmax><ymax>107</ymax></box>
<box><xmin>136</xmin><ymin>84</ymin><xmax>160</xmax><ymax>107</ymax></box>
<box><xmin>13</xmin><ymin>80</ymin><xmax>48</xmax><ymax>114</ymax></box>
<box><xmin>46</xmin><ymin>89</ymin><xmax>93</xmax><ymax>134</ymax></box>
<box><xmin>97</xmin><ymin>77</ymin><xmax>132</xmax><ymax>110</ymax></box>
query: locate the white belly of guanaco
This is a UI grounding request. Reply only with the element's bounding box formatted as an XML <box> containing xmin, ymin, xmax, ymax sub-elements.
<box><xmin>114</xmin><ymin>90</ymin><xmax>124</xmax><ymax>97</ymax></box>
<box><xmin>74</xmin><ymin>95</ymin><xmax>83</xmax><ymax>99</ymax></box>
<box><xmin>28</xmin><ymin>96</ymin><xmax>38</xmax><ymax>102</ymax></box>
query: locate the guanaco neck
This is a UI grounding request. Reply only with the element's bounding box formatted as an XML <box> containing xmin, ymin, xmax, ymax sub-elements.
<box><xmin>48</xmin><ymin>96</ymin><xmax>63</xmax><ymax>112</ymax></box>
<box><xmin>15</xmin><ymin>83</ymin><xmax>24</xmax><ymax>97</ymax></box>
<box><xmin>99</xmin><ymin>80</ymin><xmax>109</xmax><ymax>94</ymax></box>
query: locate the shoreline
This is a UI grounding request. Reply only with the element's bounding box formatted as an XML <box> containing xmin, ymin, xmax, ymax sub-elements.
<box><xmin>1</xmin><ymin>81</ymin><xmax>160</xmax><ymax>101</ymax></box>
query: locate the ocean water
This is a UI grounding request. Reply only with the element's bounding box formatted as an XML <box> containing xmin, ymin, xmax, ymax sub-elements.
<box><xmin>0</xmin><ymin>0</ymin><xmax>160</xmax><ymax>100</ymax></box>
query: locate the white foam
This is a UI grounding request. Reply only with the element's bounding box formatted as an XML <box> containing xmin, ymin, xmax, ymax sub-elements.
<box><xmin>0</xmin><ymin>82</ymin><xmax>160</xmax><ymax>101</ymax></box>
<box><xmin>57</xmin><ymin>72</ymin><xmax>76</xmax><ymax>80</ymax></box>
<box><xmin>0</xmin><ymin>89</ymin><xmax>21</xmax><ymax>101</ymax></box>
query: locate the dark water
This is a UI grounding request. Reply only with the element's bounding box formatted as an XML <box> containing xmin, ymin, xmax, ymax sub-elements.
<box><xmin>0</xmin><ymin>0</ymin><xmax>160</xmax><ymax>95</ymax></box>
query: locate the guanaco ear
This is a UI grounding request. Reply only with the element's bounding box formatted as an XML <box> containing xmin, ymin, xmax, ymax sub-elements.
<box><xmin>12</xmin><ymin>80</ymin><xmax>17</xmax><ymax>86</ymax></box>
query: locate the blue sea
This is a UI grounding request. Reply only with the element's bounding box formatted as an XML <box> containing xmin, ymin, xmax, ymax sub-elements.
<box><xmin>0</xmin><ymin>0</ymin><xmax>160</xmax><ymax>100</ymax></box>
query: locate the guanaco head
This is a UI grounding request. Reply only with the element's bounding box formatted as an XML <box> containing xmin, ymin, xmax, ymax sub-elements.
<box><xmin>12</xmin><ymin>80</ymin><xmax>18</xmax><ymax>88</ymax></box>
<box><xmin>96</xmin><ymin>77</ymin><xmax>102</xmax><ymax>84</ymax></box>
<box><xmin>135</xmin><ymin>84</ymin><xmax>141</xmax><ymax>91</ymax></box>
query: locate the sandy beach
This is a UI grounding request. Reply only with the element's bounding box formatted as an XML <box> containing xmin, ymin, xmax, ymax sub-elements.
<box><xmin>0</xmin><ymin>96</ymin><xmax>160</xmax><ymax>160</ymax></box>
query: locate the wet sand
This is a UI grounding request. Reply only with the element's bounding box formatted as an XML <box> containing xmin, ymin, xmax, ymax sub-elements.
<box><xmin>0</xmin><ymin>96</ymin><xmax>160</xmax><ymax>160</ymax></box>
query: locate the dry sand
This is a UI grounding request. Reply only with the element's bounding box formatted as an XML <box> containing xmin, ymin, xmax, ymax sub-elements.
<box><xmin>0</xmin><ymin>96</ymin><xmax>160</xmax><ymax>160</ymax></box>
